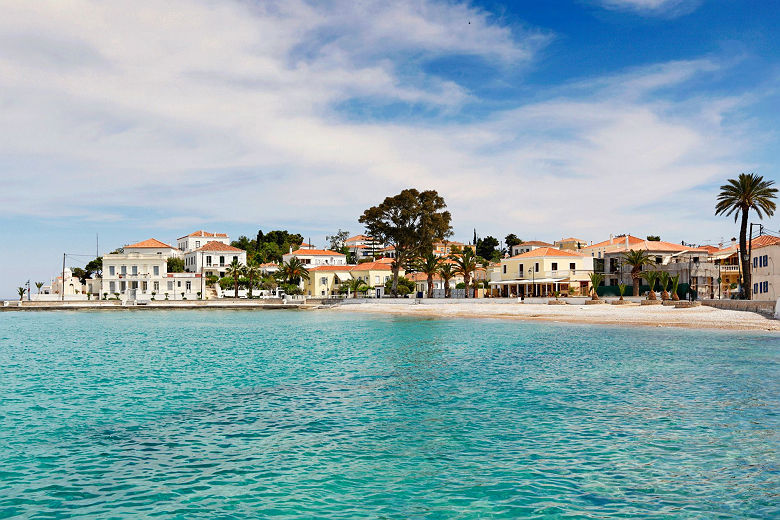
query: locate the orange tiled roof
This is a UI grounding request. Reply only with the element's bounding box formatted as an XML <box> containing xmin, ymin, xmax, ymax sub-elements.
<box><xmin>126</xmin><ymin>238</ymin><xmax>175</xmax><ymax>249</ymax></box>
<box><xmin>557</xmin><ymin>237</ymin><xmax>586</xmax><ymax>242</ymax></box>
<box><xmin>287</xmin><ymin>248</ymin><xmax>345</xmax><ymax>256</ymax></box>
<box><xmin>586</xmin><ymin>235</ymin><xmax>645</xmax><ymax>249</ymax></box>
<box><xmin>345</xmin><ymin>235</ymin><xmax>372</xmax><ymax>242</ymax></box>
<box><xmin>510</xmin><ymin>247</ymin><xmax>583</xmax><ymax>259</ymax></box>
<box><xmin>308</xmin><ymin>265</ymin><xmax>355</xmax><ymax>272</ymax></box>
<box><xmin>179</xmin><ymin>230</ymin><xmax>228</xmax><ymax>239</ymax></box>
<box><xmin>196</xmin><ymin>241</ymin><xmax>244</xmax><ymax>252</ymax></box>
<box><xmin>258</xmin><ymin>262</ymin><xmax>279</xmax><ymax>268</ymax></box>
<box><xmin>352</xmin><ymin>260</ymin><xmax>393</xmax><ymax>271</ymax></box>
<box><xmin>716</xmin><ymin>235</ymin><xmax>780</xmax><ymax>254</ymax></box>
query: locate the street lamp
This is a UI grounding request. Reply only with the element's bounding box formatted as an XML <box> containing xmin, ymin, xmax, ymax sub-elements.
<box><xmin>528</xmin><ymin>267</ymin><xmax>535</xmax><ymax>298</ymax></box>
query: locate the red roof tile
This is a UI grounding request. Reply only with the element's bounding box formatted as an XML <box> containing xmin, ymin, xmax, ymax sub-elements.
<box><xmin>125</xmin><ymin>238</ymin><xmax>175</xmax><ymax>249</ymax></box>
<box><xmin>178</xmin><ymin>230</ymin><xmax>229</xmax><ymax>239</ymax></box>
<box><xmin>195</xmin><ymin>241</ymin><xmax>244</xmax><ymax>252</ymax></box>
<box><xmin>510</xmin><ymin>247</ymin><xmax>584</xmax><ymax>259</ymax></box>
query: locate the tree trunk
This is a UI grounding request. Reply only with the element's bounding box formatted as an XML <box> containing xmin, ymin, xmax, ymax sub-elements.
<box><xmin>391</xmin><ymin>264</ymin><xmax>400</xmax><ymax>297</ymax></box>
<box><xmin>739</xmin><ymin>207</ymin><xmax>750</xmax><ymax>299</ymax></box>
<box><xmin>427</xmin><ymin>274</ymin><xmax>433</xmax><ymax>298</ymax></box>
<box><xmin>632</xmin><ymin>272</ymin><xmax>640</xmax><ymax>296</ymax></box>
<box><xmin>648</xmin><ymin>288</ymin><xmax>656</xmax><ymax>300</ymax></box>
<box><xmin>464</xmin><ymin>275</ymin><xmax>470</xmax><ymax>298</ymax></box>
<box><xmin>235</xmin><ymin>276</ymin><xmax>239</xmax><ymax>299</ymax></box>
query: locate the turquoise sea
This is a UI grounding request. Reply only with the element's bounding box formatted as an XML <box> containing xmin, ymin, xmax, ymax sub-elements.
<box><xmin>0</xmin><ymin>310</ymin><xmax>778</xmax><ymax>519</ymax></box>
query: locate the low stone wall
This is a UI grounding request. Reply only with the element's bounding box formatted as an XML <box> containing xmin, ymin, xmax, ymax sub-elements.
<box><xmin>701</xmin><ymin>299</ymin><xmax>777</xmax><ymax>316</ymax></box>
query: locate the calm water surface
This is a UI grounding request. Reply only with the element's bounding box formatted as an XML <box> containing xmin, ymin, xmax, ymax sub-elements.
<box><xmin>0</xmin><ymin>310</ymin><xmax>778</xmax><ymax>519</ymax></box>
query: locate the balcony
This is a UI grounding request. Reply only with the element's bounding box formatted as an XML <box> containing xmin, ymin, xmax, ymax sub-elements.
<box><xmin>718</xmin><ymin>265</ymin><xmax>740</xmax><ymax>272</ymax></box>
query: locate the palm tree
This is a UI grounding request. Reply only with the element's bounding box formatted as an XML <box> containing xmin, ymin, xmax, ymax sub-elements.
<box><xmin>658</xmin><ymin>271</ymin><xmax>671</xmax><ymax>300</ymax></box>
<box><xmin>450</xmin><ymin>248</ymin><xmax>477</xmax><ymax>298</ymax></box>
<box><xmin>670</xmin><ymin>274</ymin><xmax>681</xmax><ymax>301</ymax></box>
<box><xmin>715</xmin><ymin>173</ymin><xmax>777</xmax><ymax>299</ymax></box>
<box><xmin>588</xmin><ymin>272</ymin><xmax>604</xmax><ymax>300</ymax></box>
<box><xmin>618</xmin><ymin>282</ymin><xmax>627</xmax><ymax>301</ymax></box>
<box><xmin>280</xmin><ymin>257</ymin><xmax>310</xmax><ymax>286</ymax></box>
<box><xmin>438</xmin><ymin>263</ymin><xmax>455</xmax><ymax>298</ymax></box>
<box><xmin>35</xmin><ymin>281</ymin><xmax>44</xmax><ymax>294</ymax></box>
<box><xmin>621</xmin><ymin>249</ymin><xmax>653</xmax><ymax>296</ymax></box>
<box><xmin>244</xmin><ymin>261</ymin><xmax>261</xmax><ymax>299</ymax></box>
<box><xmin>642</xmin><ymin>270</ymin><xmax>660</xmax><ymax>300</ymax></box>
<box><xmin>17</xmin><ymin>287</ymin><xmax>25</xmax><ymax>301</ymax></box>
<box><xmin>225</xmin><ymin>259</ymin><xmax>244</xmax><ymax>299</ymax></box>
<box><xmin>343</xmin><ymin>277</ymin><xmax>368</xmax><ymax>298</ymax></box>
<box><xmin>414</xmin><ymin>252</ymin><xmax>441</xmax><ymax>298</ymax></box>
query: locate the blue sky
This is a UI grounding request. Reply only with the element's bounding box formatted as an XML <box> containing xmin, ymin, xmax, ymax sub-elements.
<box><xmin>0</xmin><ymin>0</ymin><xmax>778</xmax><ymax>296</ymax></box>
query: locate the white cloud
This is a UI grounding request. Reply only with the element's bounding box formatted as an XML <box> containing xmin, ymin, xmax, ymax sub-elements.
<box><xmin>0</xmin><ymin>0</ymin><xmax>762</xmax><ymax>287</ymax></box>
<box><xmin>594</xmin><ymin>0</ymin><xmax>702</xmax><ymax>16</ymax></box>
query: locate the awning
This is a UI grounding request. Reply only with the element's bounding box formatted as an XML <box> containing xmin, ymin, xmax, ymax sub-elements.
<box><xmin>489</xmin><ymin>278</ymin><xmax>568</xmax><ymax>286</ymax></box>
<box><xmin>335</xmin><ymin>272</ymin><xmax>352</xmax><ymax>282</ymax></box>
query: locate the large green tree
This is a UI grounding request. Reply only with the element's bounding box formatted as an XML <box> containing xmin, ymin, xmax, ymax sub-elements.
<box><xmin>476</xmin><ymin>236</ymin><xmax>499</xmax><ymax>261</ymax></box>
<box><xmin>280</xmin><ymin>257</ymin><xmax>310</xmax><ymax>285</ymax></box>
<box><xmin>715</xmin><ymin>173</ymin><xmax>777</xmax><ymax>299</ymax></box>
<box><xmin>359</xmin><ymin>189</ymin><xmax>452</xmax><ymax>296</ymax></box>
<box><xmin>225</xmin><ymin>259</ymin><xmax>244</xmax><ymax>299</ymax></box>
<box><xmin>438</xmin><ymin>263</ymin><xmax>455</xmax><ymax>298</ymax></box>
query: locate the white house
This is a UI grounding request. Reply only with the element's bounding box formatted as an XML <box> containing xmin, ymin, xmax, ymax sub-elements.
<box><xmin>184</xmin><ymin>241</ymin><xmax>247</xmax><ymax>278</ymax></box>
<box><xmin>282</xmin><ymin>248</ymin><xmax>347</xmax><ymax>266</ymax></box>
<box><xmin>345</xmin><ymin>235</ymin><xmax>385</xmax><ymax>260</ymax></box>
<box><xmin>101</xmin><ymin>238</ymin><xmax>195</xmax><ymax>300</ymax></box>
<box><xmin>177</xmin><ymin>230</ymin><xmax>231</xmax><ymax>252</ymax></box>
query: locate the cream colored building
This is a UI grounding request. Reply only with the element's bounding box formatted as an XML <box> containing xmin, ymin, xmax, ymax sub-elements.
<box><xmin>491</xmin><ymin>247</ymin><xmax>594</xmax><ymax>297</ymax></box>
<box><xmin>747</xmin><ymin>235</ymin><xmax>780</xmax><ymax>301</ymax></box>
<box><xmin>177</xmin><ymin>230</ymin><xmax>230</xmax><ymax>252</ymax></box>
<box><xmin>283</xmin><ymin>248</ymin><xmax>347</xmax><ymax>266</ymax></box>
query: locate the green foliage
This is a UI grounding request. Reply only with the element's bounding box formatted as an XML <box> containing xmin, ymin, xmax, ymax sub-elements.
<box><xmin>450</xmin><ymin>248</ymin><xmax>478</xmax><ymax>298</ymax></box>
<box><xmin>397</xmin><ymin>285</ymin><xmax>411</xmax><ymax>296</ymax></box>
<box><xmin>618</xmin><ymin>283</ymin><xmax>627</xmax><ymax>297</ymax></box>
<box><xmin>438</xmin><ymin>262</ymin><xmax>455</xmax><ymax>298</ymax></box>
<box><xmin>504</xmin><ymin>233</ymin><xmax>522</xmax><ymax>249</ymax></box>
<box><xmin>206</xmin><ymin>275</ymin><xmax>219</xmax><ymax>286</ymax></box>
<box><xmin>476</xmin><ymin>235</ymin><xmax>499</xmax><ymax>261</ymax></box>
<box><xmin>455</xmin><ymin>282</ymin><xmax>466</xmax><ymax>289</ymax></box>
<box><xmin>280</xmin><ymin>257</ymin><xmax>309</xmax><ymax>284</ymax></box>
<box><xmin>588</xmin><ymin>272</ymin><xmax>605</xmax><ymax>299</ymax></box>
<box><xmin>646</xmin><ymin>235</ymin><xmax>661</xmax><ymax>241</ymax></box>
<box><xmin>230</xmin><ymin>230</ymin><xmax>305</xmax><ymax>264</ymax></box>
<box><xmin>35</xmin><ymin>281</ymin><xmax>44</xmax><ymax>293</ymax></box>
<box><xmin>85</xmin><ymin>257</ymin><xmax>103</xmax><ymax>276</ymax></box>
<box><xmin>167</xmin><ymin>257</ymin><xmax>185</xmax><ymax>273</ymax></box>
<box><xmin>17</xmin><ymin>287</ymin><xmax>25</xmax><ymax>300</ymax></box>
<box><xmin>385</xmin><ymin>276</ymin><xmax>415</xmax><ymax>293</ymax></box>
<box><xmin>641</xmin><ymin>270</ymin><xmax>660</xmax><ymax>299</ymax></box>
<box><xmin>70</xmin><ymin>267</ymin><xmax>88</xmax><ymax>284</ymax></box>
<box><xmin>280</xmin><ymin>283</ymin><xmax>302</xmax><ymax>295</ymax></box>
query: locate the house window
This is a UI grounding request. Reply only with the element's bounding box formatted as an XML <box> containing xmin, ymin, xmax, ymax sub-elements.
<box><xmin>375</xmin><ymin>276</ymin><xmax>380</xmax><ymax>284</ymax></box>
<box><xmin>763</xmin><ymin>281</ymin><xmax>769</xmax><ymax>293</ymax></box>
<box><xmin>120</xmin><ymin>281</ymin><xmax>126</xmax><ymax>291</ymax></box>
<box><xmin>142</xmin><ymin>282</ymin><xmax>147</xmax><ymax>291</ymax></box>
<box><xmin>754</xmin><ymin>283</ymin><xmax>759</xmax><ymax>294</ymax></box>
<box><xmin>186</xmin><ymin>281</ymin><xmax>191</xmax><ymax>291</ymax></box>
<box><xmin>569</xmin><ymin>262</ymin><xmax>576</xmax><ymax>270</ymax></box>
<box><xmin>233</xmin><ymin>256</ymin><xmax>238</xmax><ymax>263</ymax></box>
<box><xmin>167</xmin><ymin>281</ymin><xmax>174</xmax><ymax>291</ymax></box>
<box><xmin>655</xmin><ymin>256</ymin><xmax>662</xmax><ymax>264</ymax></box>
<box><xmin>518</xmin><ymin>264</ymin><xmax>523</xmax><ymax>275</ymax></box>
<box><xmin>153</xmin><ymin>282</ymin><xmax>159</xmax><ymax>292</ymax></box>
<box><xmin>219</xmin><ymin>256</ymin><xmax>225</xmax><ymax>266</ymax></box>
<box><xmin>132</xmin><ymin>266</ymin><xmax>138</xmax><ymax>275</ymax></box>
<box><xmin>535</xmin><ymin>263</ymin><xmax>539</xmax><ymax>272</ymax></box>
<box><xmin>109</xmin><ymin>266</ymin><xmax>115</xmax><ymax>276</ymax></box>
<box><xmin>551</xmin><ymin>262</ymin><xmax>558</xmax><ymax>271</ymax></box>
<box><xmin>753</xmin><ymin>257</ymin><xmax>758</xmax><ymax>268</ymax></box>
<box><xmin>177</xmin><ymin>281</ymin><xmax>181</xmax><ymax>288</ymax></box>
<box><xmin>503</xmin><ymin>265</ymin><xmax>507</xmax><ymax>274</ymax></box>
<box><xmin>121</xmin><ymin>265</ymin><xmax>127</xmax><ymax>275</ymax></box>
<box><xmin>109</xmin><ymin>282</ymin><xmax>115</xmax><ymax>293</ymax></box>
<box><xmin>321</xmin><ymin>277</ymin><xmax>327</xmax><ymax>285</ymax></box>
<box><xmin>763</xmin><ymin>255</ymin><xmax>768</xmax><ymax>267</ymax></box>
<box><xmin>206</xmin><ymin>256</ymin><xmax>212</xmax><ymax>266</ymax></box>
<box><xmin>196</xmin><ymin>241</ymin><xmax>200</xmax><ymax>248</ymax></box>
<box><xmin>153</xmin><ymin>266</ymin><xmax>159</xmax><ymax>276</ymax></box>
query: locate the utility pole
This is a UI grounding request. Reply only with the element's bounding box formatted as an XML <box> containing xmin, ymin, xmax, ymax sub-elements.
<box><xmin>62</xmin><ymin>253</ymin><xmax>66</xmax><ymax>302</ymax></box>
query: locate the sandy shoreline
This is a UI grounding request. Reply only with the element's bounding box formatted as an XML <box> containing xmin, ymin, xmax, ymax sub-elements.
<box><xmin>332</xmin><ymin>301</ymin><xmax>780</xmax><ymax>331</ymax></box>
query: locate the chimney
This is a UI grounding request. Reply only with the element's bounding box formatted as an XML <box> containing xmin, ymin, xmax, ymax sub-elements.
<box><xmin>625</xmin><ymin>235</ymin><xmax>629</xmax><ymax>249</ymax></box>
<box><xmin>731</xmin><ymin>237</ymin><xmax>737</xmax><ymax>248</ymax></box>
<box><xmin>609</xmin><ymin>234</ymin><xmax>613</xmax><ymax>245</ymax></box>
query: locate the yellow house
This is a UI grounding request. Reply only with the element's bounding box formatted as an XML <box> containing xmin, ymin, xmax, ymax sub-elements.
<box><xmin>302</xmin><ymin>258</ymin><xmax>404</xmax><ymax>298</ymax></box>
<box><xmin>491</xmin><ymin>247</ymin><xmax>594</xmax><ymax>297</ymax></box>
<box><xmin>304</xmin><ymin>265</ymin><xmax>354</xmax><ymax>297</ymax></box>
